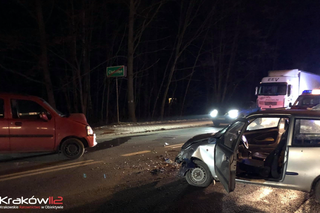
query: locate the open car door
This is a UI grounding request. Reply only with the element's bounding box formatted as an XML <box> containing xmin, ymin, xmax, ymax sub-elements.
<box><xmin>214</xmin><ymin>120</ymin><xmax>246</xmax><ymax>193</ymax></box>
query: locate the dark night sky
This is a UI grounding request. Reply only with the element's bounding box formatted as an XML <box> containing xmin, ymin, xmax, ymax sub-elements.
<box><xmin>1</xmin><ymin>0</ymin><xmax>320</xmax><ymax>121</ymax></box>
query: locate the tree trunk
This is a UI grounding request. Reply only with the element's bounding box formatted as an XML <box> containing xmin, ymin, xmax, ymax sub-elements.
<box><xmin>127</xmin><ymin>0</ymin><xmax>137</xmax><ymax>122</ymax></box>
<box><xmin>160</xmin><ymin>57</ymin><xmax>178</xmax><ymax>119</ymax></box>
<box><xmin>81</xmin><ymin>0</ymin><xmax>92</xmax><ymax>116</ymax></box>
<box><xmin>69</xmin><ymin>0</ymin><xmax>81</xmax><ymax>112</ymax></box>
<box><xmin>106</xmin><ymin>78</ymin><xmax>111</xmax><ymax>123</ymax></box>
<box><xmin>35</xmin><ymin>0</ymin><xmax>56</xmax><ymax>108</ymax></box>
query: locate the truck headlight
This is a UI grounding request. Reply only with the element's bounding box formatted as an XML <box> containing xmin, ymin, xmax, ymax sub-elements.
<box><xmin>210</xmin><ymin>109</ymin><xmax>218</xmax><ymax>117</ymax></box>
<box><xmin>87</xmin><ymin>126</ymin><xmax>94</xmax><ymax>136</ymax></box>
<box><xmin>228</xmin><ymin>110</ymin><xmax>239</xmax><ymax>119</ymax></box>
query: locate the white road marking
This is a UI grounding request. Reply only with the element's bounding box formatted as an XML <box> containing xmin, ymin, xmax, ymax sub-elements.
<box><xmin>164</xmin><ymin>143</ymin><xmax>184</xmax><ymax>149</ymax></box>
<box><xmin>0</xmin><ymin>160</ymin><xmax>102</xmax><ymax>182</ymax></box>
<box><xmin>121</xmin><ymin>150</ymin><xmax>151</xmax><ymax>156</ymax></box>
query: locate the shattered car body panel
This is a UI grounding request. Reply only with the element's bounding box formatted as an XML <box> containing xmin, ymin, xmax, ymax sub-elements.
<box><xmin>192</xmin><ymin>144</ymin><xmax>216</xmax><ymax>178</ymax></box>
<box><xmin>175</xmin><ymin>133</ymin><xmax>219</xmax><ymax>180</ymax></box>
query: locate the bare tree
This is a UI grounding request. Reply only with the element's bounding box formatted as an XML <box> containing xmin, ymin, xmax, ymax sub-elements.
<box><xmin>127</xmin><ymin>0</ymin><xmax>163</xmax><ymax>122</ymax></box>
<box><xmin>35</xmin><ymin>0</ymin><xmax>56</xmax><ymax>107</ymax></box>
<box><xmin>157</xmin><ymin>0</ymin><xmax>215</xmax><ymax>119</ymax></box>
<box><xmin>127</xmin><ymin>0</ymin><xmax>136</xmax><ymax>122</ymax></box>
<box><xmin>180</xmin><ymin>31</ymin><xmax>208</xmax><ymax>116</ymax></box>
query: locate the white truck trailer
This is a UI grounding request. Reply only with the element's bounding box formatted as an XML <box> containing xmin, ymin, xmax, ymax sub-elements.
<box><xmin>256</xmin><ymin>69</ymin><xmax>320</xmax><ymax>110</ymax></box>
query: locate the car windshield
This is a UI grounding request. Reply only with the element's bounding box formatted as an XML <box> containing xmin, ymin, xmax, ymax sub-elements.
<box><xmin>293</xmin><ymin>95</ymin><xmax>320</xmax><ymax>107</ymax></box>
<box><xmin>246</xmin><ymin>117</ymin><xmax>280</xmax><ymax>131</ymax></box>
<box><xmin>258</xmin><ymin>83</ymin><xmax>287</xmax><ymax>95</ymax></box>
<box><xmin>41</xmin><ymin>99</ymin><xmax>65</xmax><ymax>117</ymax></box>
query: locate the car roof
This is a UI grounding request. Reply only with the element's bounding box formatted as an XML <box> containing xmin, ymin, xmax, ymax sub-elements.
<box><xmin>247</xmin><ymin>109</ymin><xmax>320</xmax><ymax>117</ymax></box>
<box><xmin>298</xmin><ymin>94</ymin><xmax>320</xmax><ymax>97</ymax></box>
<box><xmin>0</xmin><ymin>93</ymin><xmax>41</xmax><ymax>100</ymax></box>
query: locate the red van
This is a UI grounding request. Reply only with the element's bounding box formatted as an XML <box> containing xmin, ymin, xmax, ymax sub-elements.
<box><xmin>0</xmin><ymin>93</ymin><xmax>97</xmax><ymax>159</ymax></box>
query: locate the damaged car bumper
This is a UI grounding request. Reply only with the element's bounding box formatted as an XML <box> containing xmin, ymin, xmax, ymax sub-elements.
<box><xmin>175</xmin><ymin>133</ymin><xmax>219</xmax><ymax>180</ymax></box>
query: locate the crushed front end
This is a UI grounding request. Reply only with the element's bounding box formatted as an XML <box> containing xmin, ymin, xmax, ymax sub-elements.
<box><xmin>175</xmin><ymin>133</ymin><xmax>218</xmax><ymax>181</ymax></box>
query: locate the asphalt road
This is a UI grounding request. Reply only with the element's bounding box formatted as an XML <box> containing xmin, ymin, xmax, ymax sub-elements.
<box><xmin>0</xmin><ymin>126</ymin><xmax>319</xmax><ymax>213</ymax></box>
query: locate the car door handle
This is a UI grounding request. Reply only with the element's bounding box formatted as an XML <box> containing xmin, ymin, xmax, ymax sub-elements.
<box><xmin>15</xmin><ymin>122</ymin><xmax>22</xmax><ymax>126</ymax></box>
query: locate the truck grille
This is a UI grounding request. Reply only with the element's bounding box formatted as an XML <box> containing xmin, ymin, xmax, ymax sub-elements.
<box><xmin>265</xmin><ymin>102</ymin><xmax>277</xmax><ymax>105</ymax></box>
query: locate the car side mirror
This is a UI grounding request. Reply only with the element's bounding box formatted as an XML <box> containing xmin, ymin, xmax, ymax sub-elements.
<box><xmin>39</xmin><ymin>112</ymin><xmax>49</xmax><ymax>121</ymax></box>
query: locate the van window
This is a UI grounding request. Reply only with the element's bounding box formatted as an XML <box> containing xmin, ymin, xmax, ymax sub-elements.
<box><xmin>0</xmin><ymin>99</ymin><xmax>4</xmax><ymax>118</ymax></box>
<box><xmin>11</xmin><ymin>99</ymin><xmax>48</xmax><ymax>119</ymax></box>
<box><xmin>293</xmin><ymin>119</ymin><xmax>320</xmax><ymax>147</ymax></box>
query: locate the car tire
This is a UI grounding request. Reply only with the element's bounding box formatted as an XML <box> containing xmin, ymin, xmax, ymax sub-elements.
<box><xmin>314</xmin><ymin>180</ymin><xmax>320</xmax><ymax>202</ymax></box>
<box><xmin>185</xmin><ymin>160</ymin><xmax>213</xmax><ymax>187</ymax></box>
<box><xmin>61</xmin><ymin>138</ymin><xmax>85</xmax><ymax>159</ymax></box>
<box><xmin>213</xmin><ymin>122</ymin><xmax>220</xmax><ymax>127</ymax></box>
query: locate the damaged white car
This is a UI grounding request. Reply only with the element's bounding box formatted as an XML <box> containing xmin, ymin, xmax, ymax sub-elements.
<box><xmin>175</xmin><ymin>109</ymin><xmax>320</xmax><ymax>201</ymax></box>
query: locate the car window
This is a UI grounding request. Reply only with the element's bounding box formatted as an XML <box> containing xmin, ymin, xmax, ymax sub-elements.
<box><xmin>293</xmin><ymin>119</ymin><xmax>320</xmax><ymax>147</ymax></box>
<box><xmin>41</xmin><ymin>99</ymin><xmax>64</xmax><ymax>117</ymax></box>
<box><xmin>294</xmin><ymin>96</ymin><xmax>320</xmax><ymax>107</ymax></box>
<box><xmin>0</xmin><ymin>99</ymin><xmax>4</xmax><ymax>118</ymax></box>
<box><xmin>246</xmin><ymin>117</ymin><xmax>280</xmax><ymax>131</ymax></box>
<box><xmin>11</xmin><ymin>99</ymin><xmax>48</xmax><ymax>119</ymax></box>
<box><xmin>223</xmin><ymin>121</ymin><xmax>245</xmax><ymax>149</ymax></box>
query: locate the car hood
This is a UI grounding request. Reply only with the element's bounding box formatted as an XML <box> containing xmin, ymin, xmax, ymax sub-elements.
<box><xmin>181</xmin><ymin>132</ymin><xmax>218</xmax><ymax>150</ymax></box>
<box><xmin>291</xmin><ymin>106</ymin><xmax>307</xmax><ymax>109</ymax></box>
<box><xmin>68</xmin><ymin>113</ymin><xmax>88</xmax><ymax>125</ymax></box>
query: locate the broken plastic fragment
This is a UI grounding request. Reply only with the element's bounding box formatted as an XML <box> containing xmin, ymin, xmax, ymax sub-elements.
<box><xmin>165</xmin><ymin>158</ymin><xmax>173</xmax><ymax>164</ymax></box>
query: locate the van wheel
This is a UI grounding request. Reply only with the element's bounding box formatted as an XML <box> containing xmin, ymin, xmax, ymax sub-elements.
<box><xmin>185</xmin><ymin>160</ymin><xmax>213</xmax><ymax>187</ymax></box>
<box><xmin>314</xmin><ymin>181</ymin><xmax>320</xmax><ymax>202</ymax></box>
<box><xmin>61</xmin><ymin>138</ymin><xmax>85</xmax><ymax>159</ymax></box>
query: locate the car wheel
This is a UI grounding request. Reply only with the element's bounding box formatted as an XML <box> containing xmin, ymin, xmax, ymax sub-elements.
<box><xmin>61</xmin><ymin>138</ymin><xmax>85</xmax><ymax>159</ymax></box>
<box><xmin>314</xmin><ymin>180</ymin><xmax>320</xmax><ymax>202</ymax></box>
<box><xmin>213</xmin><ymin>122</ymin><xmax>220</xmax><ymax>127</ymax></box>
<box><xmin>185</xmin><ymin>160</ymin><xmax>213</xmax><ymax>187</ymax></box>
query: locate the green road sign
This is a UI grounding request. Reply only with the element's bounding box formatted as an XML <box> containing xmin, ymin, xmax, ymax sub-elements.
<box><xmin>106</xmin><ymin>65</ymin><xmax>127</xmax><ymax>77</ymax></box>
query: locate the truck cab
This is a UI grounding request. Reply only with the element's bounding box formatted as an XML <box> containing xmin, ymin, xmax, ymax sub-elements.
<box><xmin>256</xmin><ymin>69</ymin><xmax>320</xmax><ymax>110</ymax></box>
<box><xmin>256</xmin><ymin>76</ymin><xmax>295</xmax><ymax>110</ymax></box>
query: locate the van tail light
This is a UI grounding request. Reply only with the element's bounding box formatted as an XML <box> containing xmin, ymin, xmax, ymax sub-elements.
<box><xmin>87</xmin><ymin>126</ymin><xmax>94</xmax><ymax>136</ymax></box>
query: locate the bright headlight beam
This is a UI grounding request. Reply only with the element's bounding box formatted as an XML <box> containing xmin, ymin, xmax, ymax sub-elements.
<box><xmin>210</xmin><ymin>109</ymin><xmax>218</xmax><ymax>117</ymax></box>
<box><xmin>228</xmin><ymin>110</ymin><xmax>239</xmax><ymax>119</ymax></box>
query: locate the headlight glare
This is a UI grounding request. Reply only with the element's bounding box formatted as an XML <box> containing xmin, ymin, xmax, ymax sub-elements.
<box><xmin>228</xmin><ymin>110</ymin><xmax>239</xmax><ymax>119</ymax></box>
<box><xmin>87</xmin><ymin>126</ymin><xmax>94</xmax><ymax>136</ymax></box>
<box><xmin>210</xmin><ymin>109</ymin><xmax>218</xmax><ymax>117</ymax></box>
